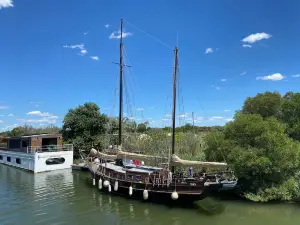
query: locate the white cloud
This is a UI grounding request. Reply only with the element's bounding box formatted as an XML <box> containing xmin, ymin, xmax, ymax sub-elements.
<box><xmin>0</xmin><ymin>124</ymin><xmax>18</xmax><ymax>131</ymax></box>
<box><xmin>18</xmin><ymin>118</ymin><xmax>57</xmax><ymax>124</ymax></box>
<box><xmin>63</xmin><ymin>44</ymin><xmax>84</xmax><ymax>50</ymax></box>
<box><xmin>80</xmin><ymin>49</ymin><xmax>88</xmax><ymax>55</ymax></box>
<box><xmin>242</xmin><ymin>44</ymin><xmax>252</xmax><ymax>48</ymax></box>
<box><xmin>20</xmin><ymin>111</ymin><xmax>58</xmax><ymax>124</ymax></box>
<box><xmin>242</xmin><ymin>32</ymin><xmax>272</xmax><ymax>44</ymax></box>
<box><xmin>90</xmin><ymin>56</ymin><xmax>99</xmax><ymax>61</ymax></box>
<box><xmin>0</xmin><ymin>114</ymin><xmax>4</xmax><ymax>116</ymax></box>
<box><xmin>84</xmin><ymin>32</ymin><xmax>88</xmax><ymax>35</ymax></box>
<box><xmin>256</xmin><ymin>73</ymin><xmax>285</xmax><ymax>81</ymax></box>
<box><xmin>8</xmin><ymin>114</ymin><xmax>13</xmax><ymax>117</ymax></box>
<box><xmin>63</xmin><ymin>43</ymin><xmax>88</xmax><ymax>56</ymax></box>
<box><xmin>27</xmin><ymin>111</ymin><xmax>51</xmax><ymax>116</ymax></box>
<box><xmin>179</xmin><ymin>113</ymin><xmax>188</xmax><ymax>118</ymax></box>
<box><xmin>292</xmin><ymin>74</ymin><xmax>300</xmax><ymax>78</ymax></box>
<box><xmin>26</xmin><ymin>111</ymin><xmax>58</xmax><ymax>120</ymax></box>
<box><xmin>225</xmin><ymin>118</ymin><xmax>234</xmax><ymax>122</ymax></box>
<box><xmin>205</xmin><ymin>48</ymin><xmax>213</xmax><ymax>54</ymax></box>
<box><xmin>164</xmin><ymin>114</ymin><xmax>171</xmax><ymax>117</ymax></box>
<box><xmin>224</xmin><ymin>109</ymin><xmax>231</xmax><ymax>112</ymax></box>
<box><xmin>0</xmin><ymin>120</ymin><xmax>3</xmax><ymax>123</ymax></box>
<box><xmin>105</xmin><ymin>24</ymin><xmax>111</xmax><ymax>28</ymax></box>
<box><xmin>220</xmin><ymin>79</ymin><xmax>226</xmax><ymax>82</ymax></box>
<box><xmin>240</xmin><ymin>71</ymin><xmax>247</xmax><ymax>76</ymax></box>
<box><xmin>0</xmin><ymin>0</ymin><xmax>13</xmax><ymax>9</ymax></box>
<box><xmin>109</xmin><ymin>30</ymin><xmax>132</xmax><ymax>39</ymax></box>
<box><xmin>210</xmin><ymin>116</ymin><xmax>223</xmax><ymax>120</ymax></box>
<box><xmin>136</xmin><ymin>108</ymin><xmax>144</xmax><ymax>111</ymax></box>
<box><xmin>0</xmin><ymin>105</ymin><xmax>8</xmax><ymax>109</ymax></box>
<box><xmin>212</xmin><ymin>85</ymin><xmax>220</xmax><ymax>90</ymax></box>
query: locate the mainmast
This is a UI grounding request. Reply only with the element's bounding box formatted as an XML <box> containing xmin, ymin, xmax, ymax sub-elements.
<box><xmin>171</xmin><ymin>47</ymin><xmax>178</xmax><ymax>172</ymax></box>
<box><xmin>118</xmin><ymin>19</ymin><xmax>124</xmax><ymax>146</ymax></box>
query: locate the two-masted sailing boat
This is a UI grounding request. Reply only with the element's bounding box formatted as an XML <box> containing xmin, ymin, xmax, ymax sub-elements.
<box><xmin>87</xmin><ymin>19</ymin><xmax>227</xmax><ymax>204</ymax></box>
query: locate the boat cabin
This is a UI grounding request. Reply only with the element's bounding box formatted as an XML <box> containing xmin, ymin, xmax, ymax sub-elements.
<box><xmin>1</xmin><ymin>134</ymin><xmax>67</xmax><ymax>153</ymax></box>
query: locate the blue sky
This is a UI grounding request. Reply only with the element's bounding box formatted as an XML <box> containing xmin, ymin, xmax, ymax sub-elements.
<box><xmin>0</xmin><ymin>0</ymin><xmax>300</xmax><ymax>131</ymax></box>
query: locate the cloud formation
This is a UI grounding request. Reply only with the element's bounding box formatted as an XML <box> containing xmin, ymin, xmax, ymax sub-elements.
<box><xmin>242</xmin><ymin>32</ymin><xmax>272</xmax><ymax>44</ymax></box>
<box><xmin>0</xmin><ymin>0</ymin><xmax>13</xmax><ymax>9</ymax></box>
<box><xmin>109</xmin><ymin>31</ymin><xmax>132</xmax><ymax>39</ymax></box>
<box><xmin>205</xmin><ymin>48</ymin><xmax>213</xmax><ymax>54</ymax></box>
<box><xmin>63</xmin><ymin>43</ymin><xmax>88</xmax><ymax>56</ymax></box>
<box><xmin>242</xmin><ymin>44</ymin><xmax>252</xmax><ymax>48</ymax></box>
<box><xmin>90</xmin><ymin>56</ymin><xmax>99</xmax><ymax>61</ymax></box>
<box><xmin>256</xmin><ymin>73</ymin><xmax>285</xmax><ymax>81</ymax></box>
<box><xmin>292</xmin><ymin>74</ymin><xmax>300</xmax><ymax>78</ymax></box>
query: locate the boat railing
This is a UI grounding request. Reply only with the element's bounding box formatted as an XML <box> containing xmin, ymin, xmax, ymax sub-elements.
<box><xmin>26</xmin><ymin>144</ymin><xmax>73</xmax><ymax>153</ymax></box>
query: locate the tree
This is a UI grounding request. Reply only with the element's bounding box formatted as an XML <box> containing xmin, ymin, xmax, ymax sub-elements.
<box><xmin>279</xmin><ymin>92</ymin><xmax>300</xmax><ymax>141</ymax></box>
<box><xmin>137</xmin><ymin>123</ymin><xmax>146</xmax><ymax>133</ymax></box>
<box><xmin>242</xmin><ymin>91</ymin><xmax>282</xmax><ymax>118</ymax></box>
<box><xmin>62</xmin><ymin>102</ymin><xmax>108</xmax><ymax>152</ymax></box>
<box><xmin>205</xmin><ymin>113</ymin><xmax>300</xmax><ymax>202</ymax></box>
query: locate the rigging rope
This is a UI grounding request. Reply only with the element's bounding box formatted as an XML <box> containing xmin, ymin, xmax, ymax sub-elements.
<box><xmin>123</xmin><ymin>19</ymin><xmax>173</xmax><ymax>50</ymax></box>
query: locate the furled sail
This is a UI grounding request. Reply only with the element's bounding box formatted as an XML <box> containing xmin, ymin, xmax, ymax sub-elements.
<box><xmin>89</xmin><ymin>148</ymin><xmax>227</xmax><ymax>168</ymax></box>
<box><xmin>170</xmin><ymin>154</ymin><xmax>227</xmax><ymax>168</ymax></box>
<box><xmin>116</xmin><ymin>150</ymin><xmax>168</xmax><ymax>162</ymax></box>
<box><xmin>89</xmin><ymin>148</ymin><xmax>117</xmax><ymax>161</ymax></box>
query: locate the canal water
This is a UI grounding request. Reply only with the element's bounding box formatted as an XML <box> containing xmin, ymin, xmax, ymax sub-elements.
<box><xmin>1</xmin><ymin>164</ymin><xmax>300</xmax><ymax>225</ymax></box>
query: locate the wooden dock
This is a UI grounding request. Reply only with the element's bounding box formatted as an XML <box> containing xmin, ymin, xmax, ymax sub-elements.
<box><xmin>72</xmin><ymin>163</ymin><xmax>89</xmax><ymax>171</ymax></box>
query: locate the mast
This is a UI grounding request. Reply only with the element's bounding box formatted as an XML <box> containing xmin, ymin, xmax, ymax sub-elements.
<box><xmin>171</xmin><ymin>47</ymin><xmax>178</xmax><ymax>172</ymax></box>
<box><xmin>118</xmin><ymin>19</ymin><xmax>124</xmax><ymax>146</ymax></box>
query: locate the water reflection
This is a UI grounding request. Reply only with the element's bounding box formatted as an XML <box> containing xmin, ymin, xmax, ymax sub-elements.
<box><xmin>1</xmin><ymin>164</ymin><xmax>300</xmax><ymax>225</ymax></box>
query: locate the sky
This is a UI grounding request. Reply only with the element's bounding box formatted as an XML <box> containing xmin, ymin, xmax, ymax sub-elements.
<box><xmin>0</xmin><ymin>0</ymin><xmax>300</xmax><ymax>131</ymax></box>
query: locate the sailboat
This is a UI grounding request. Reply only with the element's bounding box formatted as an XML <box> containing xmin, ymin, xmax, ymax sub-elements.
<box><xmin>87</xmin><ymin>19</ymin><xmax>227</xmax><ymax>204</ymax></box>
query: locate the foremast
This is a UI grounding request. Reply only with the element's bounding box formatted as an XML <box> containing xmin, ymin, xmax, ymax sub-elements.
<box><xmin>118</xmin><ymin>19</ymin><xmax>124</xmax><ymax>146</ymax></box>
<box><xmin>171</xmin><ymin>47</ymin><xmax>179</xmax><ymax>173</ymax></box>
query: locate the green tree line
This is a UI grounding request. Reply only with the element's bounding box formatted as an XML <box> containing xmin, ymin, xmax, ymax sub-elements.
<box><xmin>205</xmin><ymin>91</ymin><xmax>300</xmax><ymax>202</ymax></box>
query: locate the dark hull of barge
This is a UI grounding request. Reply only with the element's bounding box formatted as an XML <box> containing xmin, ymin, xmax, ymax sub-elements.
<box><xmin>88</xmin><ymin>168</ymin><xmax>220</xmax><ymax>206</ymax></box>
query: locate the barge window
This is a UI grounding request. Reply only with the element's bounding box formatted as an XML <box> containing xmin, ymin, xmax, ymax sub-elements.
<box><xmin>45</xmin><ymin>157</ymin><xmax>65</xmax><ymax>165</ymax></box>
<box><xmin>22</xmin><ymin>139</ymin><xmax>29</xmax><ymax>147</ymax></box>
<box><xmin>0</xmin><ymin>155</ymin><xmax>2</xmax><ymax>160</ymax></box>
<box><xmin>7</xmin><ymin>157</ymin><xmax>11</xmax><ymax>162</ymax></box>
<box><xmin>8</xmin><ymin>139</ymin><xmax>20</xmax><ymax>149</ymax></box>
<box><xmin>16</xmin><ymin>158</ymin><xmax>21</xmax><ymax>164</ymax></box>
<box><xmin>42</xmin><ymin>138</ymin><xmax>58</xmax><ymax>152</ymax></box>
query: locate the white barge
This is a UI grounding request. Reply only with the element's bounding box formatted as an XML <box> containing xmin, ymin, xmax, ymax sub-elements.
<box><xmin>0</xmin><ymin>134</ymin><xmax>73</xmax><ymax>173</ymax></box>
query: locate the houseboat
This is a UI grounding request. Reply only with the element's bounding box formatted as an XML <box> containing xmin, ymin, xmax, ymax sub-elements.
<box><xmin>0</xmin><ymin>134</ymin><xmax>73</xmax><ymax>173</ymax></box>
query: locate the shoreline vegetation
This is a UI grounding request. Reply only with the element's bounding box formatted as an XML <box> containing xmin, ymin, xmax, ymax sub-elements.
<box><xmin>1</xmin><ymin>91</ymin><xmax>300</xmax><ymax>203</ymax></box>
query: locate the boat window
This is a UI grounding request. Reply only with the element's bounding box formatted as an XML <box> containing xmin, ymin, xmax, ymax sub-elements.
<box><xmin>21</xmin><ymin>139</ymin><xmax>29</xmax><ymax>147</ymax></box>
<box><xmin>0</xmin><ymin>155</ymin><xmax>3</xmax><ymax>160</ymax></box>
<box><xmin>136</xmin><ymin>175</ymin><xmax>142</xmax><ymax>181</ymax></box>
<box><xmin>42</xmin><ymin>138</ymin><xmax>58</xmax><ymax>151</ymax></box>
<box><xmin>8</xmin><ymin>139</ymin><xmax>21</xmax><ymax>149</ymax></box>
<box><xmin>45</xmin><ymin>157</ymin><xmax>65</xmax><ymax>165</ymax></box>
<box><xmin>7</xmin><ymin>157</ymin><xmax>11</xmax><ymax>162</ymax></box>
<box><xmin>127</xmin><ymin>175</ymin><xmax>134</xmax><ymax>180</ymax></box>
<box><xmin>16</xmin><ymin>158</ymin><xmax>21</xmax><ymax>164</ymax></box>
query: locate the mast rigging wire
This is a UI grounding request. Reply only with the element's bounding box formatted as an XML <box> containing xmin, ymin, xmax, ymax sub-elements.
<box><xmin>123</xmin><ymin>19</ymin><xmax>173</xmax><ymax>50</ymax></box>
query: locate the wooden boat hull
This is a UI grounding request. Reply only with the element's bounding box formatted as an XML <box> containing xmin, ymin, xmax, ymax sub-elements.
<box><xmin>88</xmin><ymin>168</ymin><xmax>212</xmax><ymax>205</ymax></box>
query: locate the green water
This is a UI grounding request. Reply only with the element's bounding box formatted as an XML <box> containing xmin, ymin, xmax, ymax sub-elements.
<box><xmin>0</xmin><ymin>164</ymin><xmax>299</xmax><ymax>225</ymax></box>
